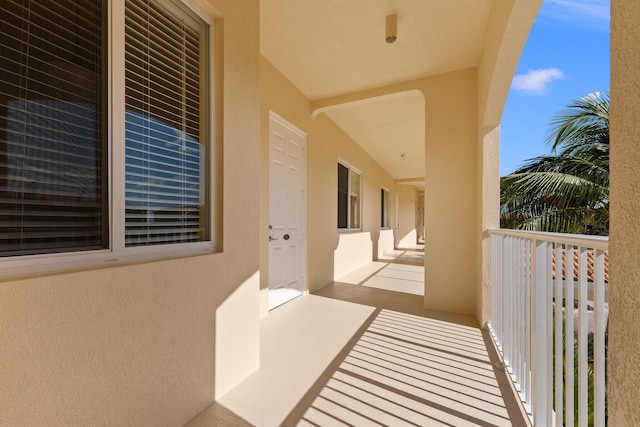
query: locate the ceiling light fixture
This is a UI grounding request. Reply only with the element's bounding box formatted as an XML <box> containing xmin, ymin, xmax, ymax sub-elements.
<box><xmin>400</xmin><ymin>154</ymin><xmax>407</xmax><ymax>160</ymax></box>
<box><xmin>385</xmin><ymin>14</ymin><xmax>397</xmax><ymax>43</ymax></box>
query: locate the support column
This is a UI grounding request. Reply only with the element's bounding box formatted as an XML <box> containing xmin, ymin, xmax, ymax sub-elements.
<box><xmin>421</xmin><ymin>68</ymin><xmax>479</xmax><ymax>317</ymax></box>
<box><xmin>478</xmin><ymin>126</ymin><xmax>501</xmax><ymax>326</ymax></box>
<box><xmin>609</xmin><ymin>1</ymin><xmax>640</xmax><ymax>424</ymax></box>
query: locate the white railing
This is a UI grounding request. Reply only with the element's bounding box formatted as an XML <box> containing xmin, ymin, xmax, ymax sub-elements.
<box><xmin>488</xmin><ymin>229</ymin><xmax>608</xmax><ymax>427</ymax></box>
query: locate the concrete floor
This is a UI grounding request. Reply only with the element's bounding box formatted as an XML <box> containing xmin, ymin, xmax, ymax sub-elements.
<box><xmin>185</xmin><ymin>254</ymin><xmax>528</xmax><ymax>427</ymax></box>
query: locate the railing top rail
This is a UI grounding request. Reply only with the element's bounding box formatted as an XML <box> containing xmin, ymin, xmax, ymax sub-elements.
<box><xmin>489</xmin><ymin>228</ymin><xmax>609</xmax><ymax>250</ymax></box>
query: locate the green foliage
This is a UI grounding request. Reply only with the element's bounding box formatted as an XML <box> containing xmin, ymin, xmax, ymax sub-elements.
<box><xmin>501</xmin><ymin>92</ymin><xmax>609</xmax><ymax>235</ymax></box>
<box><xmin>552</xmin><ymin>303</ymin><xmax>607</xmax><ymax>426</ymax></box>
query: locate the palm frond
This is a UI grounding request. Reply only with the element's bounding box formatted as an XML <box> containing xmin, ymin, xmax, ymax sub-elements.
<box><xmin>547</xmin><ymin>91</ymin><xmax>609</xmax><ymax>152</ymax></box>
<box><xmin>501</xmin><ymin>91</ymin><xmax>609</xmax><ymax>235</ymax></box>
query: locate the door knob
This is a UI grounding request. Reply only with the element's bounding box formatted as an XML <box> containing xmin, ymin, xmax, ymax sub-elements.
<box><xmin>283</xmin><ymin>234</ymin><xmax>290</xmax><ymax>240</ymax></box>
<box><xmin>269</xmin><ymin>235</ymin><xmax>278</xmax><ymax>241</ymax></box>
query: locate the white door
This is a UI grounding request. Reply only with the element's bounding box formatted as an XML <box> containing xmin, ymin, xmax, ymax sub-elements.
<box><xmin>268</xmin><ymin>114</ymin><xmax>306</xmax><ymax>308</ymax></box>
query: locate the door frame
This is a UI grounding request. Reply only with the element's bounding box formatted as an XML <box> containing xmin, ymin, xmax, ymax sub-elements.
<box><xmin>268</xmin><ymin>111</ymin><xmax>308</xmax><ymax>296</ymax></box>
<box><xmin>395</xmin><ymin>193</ymin><xmax>400</xmax><ymax>248</ymax></box>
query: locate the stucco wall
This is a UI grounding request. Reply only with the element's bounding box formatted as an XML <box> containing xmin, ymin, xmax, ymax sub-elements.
<box><xmin>259</xmin><ymin>57</ymin><xmax>313</xmax><ymax>317</ymax></box>
<box><xmin>259</xmin><ymin>57</ymin><xmax>401</xmax><ymax>298</ymax></box>
<box><xmin>476</xmin><ymin>0</ymin><xmax>542</xmax><ymax>327</ymax></box>
<box><xmin>396</xmin><ymin>185</ymin><xmax>418</xmax><ymax>247</ymax></box>
<box><xmin>420</xmin><ymin>68</ymin><xmax>479</xmax><ymax>317</ymax></box>
<box><xmin>308</xmin><ymin>114</ymin><xmax>398</xmax><ymax>291</ymax></box>
<box><xmin>475</xmin><ymin>1</ymin><xmax>517</xmax><ymax>326</ymax></box>
<box><xmin>609</xmin><ymin>0</ymin><xmax>640</xmax><ymax>425</ymax></box>
<box><xmin>307</xmin><ymin>68</ymin><xmax>483</xmax><ymax>317</ymax></box>
<box><xmin>0</xmin><ymin>0</ymin><xmax>261</xmax><ymax>425</ymax></box>
<box><xmin>333</xmin><ymin>232</ymin><xmax>374</xmax><ymax>279</ymax></box>
<box><xmin>476</xmin><ymin>125</ymin><xmax>500</xmax><ymax>326</ymax></box>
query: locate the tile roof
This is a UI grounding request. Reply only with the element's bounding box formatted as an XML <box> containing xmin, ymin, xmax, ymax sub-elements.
<box><xmin>552</xmin><ymin>248</ymin><xmax>609</xmax><ymax>284</ymax></box>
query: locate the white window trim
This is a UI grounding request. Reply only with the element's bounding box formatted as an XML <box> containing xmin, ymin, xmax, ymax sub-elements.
<box><xmin>0</xmin><ymin>0</ymin><xmax>217</xmax><ymax>278</ymax></box>
<box><xmin>338</xmin><ymin>160</ymin><xmax>362</xmax><ymax>232</ymax></box>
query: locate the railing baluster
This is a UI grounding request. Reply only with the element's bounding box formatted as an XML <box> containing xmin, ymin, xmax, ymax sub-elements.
<box><xmin>505</xmin><ymin>236</ymin><xmax>513</xmax><ymax>369</ymax></box>
<box><xmin>514</xmin><ymin>237</ymin><xmax>520</xmax><ymax>385</ymax></box>
<box><xmin>524</xmin><ymin>238</ymin><xmax>532</xmax><ymax>409</ymax></box>
<box><xmin>554</xmin><ymin>244</ymin><xmax>564</xmax><ymax>426</ymax></box>
<box><xmin>545</xmin><ymin>242</ymin><xmax>554</xmax><ymax>427</ymax></box>
<box><xmin>594</xmin><ymin>249</ymin><xmax>606</xmax><ymax>427</ymax></box>
<box><xmin>565</xmin><ymin>245</ymin><xmax>575</xmax><ymax>427</ymax></box>
<box><xmin>498</xmin><ymin>234</ymin><xmax>504</xmax><ymax>351</ymax></box>
<box><xmin>532</xmin><ymin>239</ymin><xmax>551</xmax><ymax>427</ymax></box>
<box><xmin>517</xmin><ymin>237</ymin><xmax>525</xmax><ymax>394</ymax></box>
<box><xmin>487</xmin><ymin>230</ymin><xmax>607</xmax><ymax>427</ymax></box>
<box><xmin>578</xmin><ymin>247</ymin><xmax>588</xmax><ymax>427</ymax></box>
<box><xmin>498</xmin><ymin>234</ymin><xmax>504</xmax><ymax>350</ymax></box>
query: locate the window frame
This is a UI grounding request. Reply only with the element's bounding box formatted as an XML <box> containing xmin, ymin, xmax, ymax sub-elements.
<box><xmin>337</xmin><ymin>161</ymin><xmax>362</xmax><ymax>232</ymax></box>
<box><xmin>0</xmin><ymin>0</ymin><xmax>217</xmax><ymax>277</ymax></box>
<box><xmin>381</xmin><ymin>187</ymin><xmax>390</xmax><ymax>229</ymax></box>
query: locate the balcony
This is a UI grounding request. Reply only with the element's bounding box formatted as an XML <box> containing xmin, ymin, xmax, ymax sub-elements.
<box><xmin>187</xmin><ymin>248</ymin><xmax>526</xmax><ymax>426</ymax></box>
<box><xmin>187</xmin><ymin>231</ymin><xmax>608</xmax><ymax>426</ymax></box>
<box><xmin>489</xmin><ymin>230</ymin><xmax>609</xmax><ymax>427</ymax></box>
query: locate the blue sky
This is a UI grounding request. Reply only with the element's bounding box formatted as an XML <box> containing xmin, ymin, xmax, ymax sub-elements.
<box><xmin>500</xmin><ymin>0</ymin><xmax>610</xmax><ymax>176</ymax></box>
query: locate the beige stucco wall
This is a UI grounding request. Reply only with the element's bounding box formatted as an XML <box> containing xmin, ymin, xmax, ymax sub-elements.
<box><xmin>300</xmin><ymin>2</ymin><xmax>541</xmax><ymax>320</ymax></box>
<box><xmin>259</xmin><ymin>57</ymin><xmax>402</xmax><ymax>298</ymax></box>
<box><xmin>309</xmin><ymin>69</ymin><xmax>485</xmax><ymax>317</ymax></box>
<box><xmin>396</xmin><ymin>185</ymin><xmax>417</xmax><ymax>247</ymax></box>
<box><xmin>259</xmin><ymin>57</ymin><xmax>313</xmax><ymax>317</ymax></box>
<box><xmin>475</xmin><ymin>0</ymin><xmax>542</xmax><ymax>326</ymax></box>
<box><xmin>418</xmin><ymin>68</ymin><xmax>479</xmax><ymax>317</ymax></box>
<box><xmin>334</xmin><ymin>232</ymin><xmax>374</xmax><ymax>279</ymax></box>
<box><xmin>476</xmin><ymin>125</ymin><xmax>501</xmax><ymax>327</ymax></box>
<box><xmin>609</xmin><ymin>0</ymin><xmax>640</xmax><ymax>425</ymax></box>
<box><xmin>0</xmin><ymin>1</ymin><xmax>261</xmax><ymax>425</ymax></box>
<box><xmin>378</xmin><ymin>229</ymin><xmax>395</xmax><ymax>258</ymax></box>
<box><xmin>308</xmin><ymin>114</ymin><xmax>397</xmax><ymax>291</ymax></box>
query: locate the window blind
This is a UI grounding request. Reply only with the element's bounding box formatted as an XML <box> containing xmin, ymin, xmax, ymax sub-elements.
<box><xmin>0</xmin><ymin>0</ymin><xmax>105</xmax><ymax>256</ymax></box>
<box><xmin>338</xmin><ymin>163</ymin><xmax>348</xmax><ymax>229</ymax></box>
<box><xmin>124</xmin><ymin>0</ymin><xmax>209</xmax><ymax>247</ymax></box>
<box><xmin>381</xmin><ymin>188</ymin><xmax>389</xmax><ymax>228</ymax></box>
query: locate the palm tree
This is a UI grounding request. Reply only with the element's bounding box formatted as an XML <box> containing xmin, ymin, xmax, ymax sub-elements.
<box><xmin>501</xmin><ymin>91</ymin><xmax>609</xmax><ymax>235</ymax></box>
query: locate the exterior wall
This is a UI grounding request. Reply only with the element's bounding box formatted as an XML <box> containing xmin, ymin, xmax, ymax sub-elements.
<box><xmin>476</xmin><ymin>0</ymin><xmax>542</xmax><ymax>326</ymax></box>
<box><xmin>259</xmin><ymin>57</ymin><xmax>313</xmax><ymax>317</ymax></box>
<box><xmin>333</xmin><ymin>232</ymin><xmax>373</xmax><ymax>279</ymax></box>
<box><xmin>259</xmin><ymin>57</ymin><xmax>398</xmax><ymax>299</ymax></box>
<box><xmin>310</xmin><ymin>69</ymin><xmax>484</xmax><ymax>317</ymax></box>
<box><xmin>477</xmin><ymin>125</ymin><xmax>501</xmax><ymax>326</ymax></box>
<box><xmin>378</xmin><ymin>229</ymin><xmax>395</xmax><ymax>258</ymax></box>
<box><xmin>308</xmin><ymin>114</ymin><xmax>397</xmax><ymax>290</ymax></box>
<box><xmin>0</xmin><ymin>1</ymin><xmax>261</xmax><ymax>425</ymax></box>
<box><xmin>396</xmin><ymin>185</ymin><xmax>418</xmax><ymax>247</ymax></box>
<box><xmin>609</xmin><ymin>1</ymin><xmax>640</xmax><ymax>424</ymax></box>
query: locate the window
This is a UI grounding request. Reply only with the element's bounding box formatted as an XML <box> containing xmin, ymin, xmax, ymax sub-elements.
<box><xmin>337</xmin><ymin>162</ymin><xmax>361</xmax><ymax>230</ymax></box>
<box><xmin>381</xmin><ymin>188</ymin><xmax>390</xmax><ymax>228</ymax></box>
<box><xmin>1</xmin><ymin>0</ymin><xmax>106</xmax><ymax>257</ymax></box>
<box><xmin>0</xmin><ymin>0</ymin><xmax>213</xmax><ymax>271</ymax></box>
<box><xmin>124</xmin><ymin>0</ymin><xmax>209</xmax><ymax>247</ymax></box>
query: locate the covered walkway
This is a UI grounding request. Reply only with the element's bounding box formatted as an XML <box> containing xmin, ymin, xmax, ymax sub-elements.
<box><xmin>187</xmin><ymin>249</ymin><xmax>527</xmax><ymax>427</ymax></box>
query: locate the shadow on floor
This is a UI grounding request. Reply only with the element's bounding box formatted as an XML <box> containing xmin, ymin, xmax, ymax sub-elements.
<box><xmin>379</xmin><ymin>246</ymin><xmax>425</xmax><ymax>267</ymax></box>
<box><xmin>277</xmin><ymin>285</ymin><xmax>528</xmax><ymax>426</ymax></box>
<box><xmin>335</xmin><ymin>262</ymin><xmax>425</xmax><ymax>296</ymax></box>
<box><xmin>185</xmin><ymin>403</ymin><xmax>253</xmax><ymax>427</ymax></box>
<box><xmin>337</xmin><ymin>245</ymin><xmax>426</xmax><ymax>296</ymax></box>
<box><xmin>186</xmin><ymin>281</ymin><xmax>528</xmax><ymax>427</ymax></box>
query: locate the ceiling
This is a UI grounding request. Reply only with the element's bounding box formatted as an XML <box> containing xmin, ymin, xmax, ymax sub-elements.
<box><xmin>260</xmin><ymin>0</ymin><xmax>494</xmax><ymax>186</ymax></box>
<box><xmin>323</xmin><ymin>91</ymin><xmax>424</xmax><ymax>181</ymax></box>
